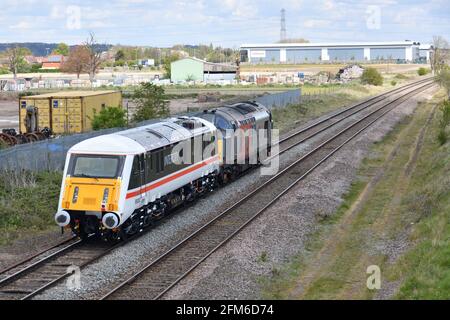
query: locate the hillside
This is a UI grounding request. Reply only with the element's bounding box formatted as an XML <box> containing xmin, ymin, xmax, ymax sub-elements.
<box><xmin>0</xmin><ymin>43</ymin><xmax>112</xmax><ymax>56</ymax></box>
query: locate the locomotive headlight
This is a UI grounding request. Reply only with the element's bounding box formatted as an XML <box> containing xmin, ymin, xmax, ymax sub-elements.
<box><xmin>102</xmin><ymin>212</ymin><xmax>120</xmax><ymax>229</ymax></box>
<box><xmin>102</xmin><ymin>188</ymin><xmax>109</xmax><ymax>203</ymax></box>
<box><xmin>55</xmin><ymin>210</ymin><xmax>70</xmax><ymax>227</ymax></box>
<box><xmin>72</xmin><ymin>186</ymin><xmax>79</xmax><ymax>204</ymax></box>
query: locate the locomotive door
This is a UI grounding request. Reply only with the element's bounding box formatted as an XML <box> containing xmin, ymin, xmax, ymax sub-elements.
<box><xmin>131</xmin><ymin>155</ymin><xmax>146</xmax><ymax>207</ymax></box>
<box><xmin>137</xmin><ymin>154</ymin><xmax>146</xmax><ymax>204</ymax></box>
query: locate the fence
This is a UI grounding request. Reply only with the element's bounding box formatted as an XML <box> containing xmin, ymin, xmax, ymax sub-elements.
<box><xmin>254</xmin><ymin>89</ymin><xmax>301</xmax><ymax>110</ymax></box>
<box><xmin>0</xmin><ymin>90</ymin><xmax>301</xmax><ymax>172</ymax></box>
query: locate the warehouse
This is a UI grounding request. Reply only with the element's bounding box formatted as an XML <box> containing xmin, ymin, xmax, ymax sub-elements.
<box><xmin>19</xmin><ymin>91</ymin><xmax>122</xmax><ymax>135</ymax></box>
<box><xmin>171</xmin><ymin>57</ymin><xmax>237</xmax><ymax>83</ymax></box>
<box><xmin>240</xmin><ymin>41</ymin><xmax>423</xmax><ymax>64</ymax></box>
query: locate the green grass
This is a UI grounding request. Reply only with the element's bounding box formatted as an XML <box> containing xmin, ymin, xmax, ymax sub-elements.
<box><xmin>0</xmin><ymin>171</ymin><xmax>62</xmax><ymax>245</ymax></box>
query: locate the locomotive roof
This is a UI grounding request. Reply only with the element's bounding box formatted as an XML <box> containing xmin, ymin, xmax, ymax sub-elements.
<box><xmin>197</xmin><ymin>101</ymin><xmax>270</xmax><ymax>125</ymax></box>
<box><xmin>69</xmin><ymin>116</ymin><xmax>215</xmax><ymax>155</ymax></box>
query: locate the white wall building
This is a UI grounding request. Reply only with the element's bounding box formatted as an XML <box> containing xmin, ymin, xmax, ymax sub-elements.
<box><xmin>240</xmin><ymin>41</ymin><xmax>425</xmax><ymax>64</ymax></box>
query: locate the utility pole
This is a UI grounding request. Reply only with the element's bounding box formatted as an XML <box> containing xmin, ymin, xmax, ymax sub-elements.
<box><xmin>280</xmin><ymin>9</ymin><xmax>287</xmax><ymax>42</ymax></box>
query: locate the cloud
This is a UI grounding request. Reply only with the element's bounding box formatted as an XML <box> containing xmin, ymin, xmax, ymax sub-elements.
<box><xmin>303</xmin><ymin>19</ymin><xmax>330</xmax><ymax>28</ymax></box>
<box><xmin>9</xmin><ymin>21</ymin><xmax>33</xmax><ymax>29</ymax></box>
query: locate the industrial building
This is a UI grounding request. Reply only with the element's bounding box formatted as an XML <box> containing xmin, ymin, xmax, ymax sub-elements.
<box><xmin>19</xmin><ymin>91</ymin><xmax>122</xmax><ymax>134</ymax></box>
<box><xmin>171</xmin><ymin>57</ymin><xmax>237</xmax><ymax>83</ymax></box>
<box><xmin>240</xmin><ymin>41</ymin><xmax>426</xmax><ymax>64</ymax></box>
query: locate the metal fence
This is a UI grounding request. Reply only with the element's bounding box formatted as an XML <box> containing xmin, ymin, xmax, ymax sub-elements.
<box><xmin>254</xmin><ymin>89</ymin><xmax>301</xmax><ymax>109</ymax></box>
<box><xmin>0</xmin><ymin>89</ymin><xmax>301</xmax><ymax>172</ymax></box>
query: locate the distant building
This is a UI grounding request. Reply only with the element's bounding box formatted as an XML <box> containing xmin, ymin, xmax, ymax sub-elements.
<box><xmin>419</xmin><ymin>44</ymin><xmax>431</xmax><ymax>63</ymax></box>
<box><xmin>138</xmin><ymin>59</ymin><xmax>155</xmax><ymax>67</ymax></box>
<box><xmin>170</xmin><ymin>57</ymin><xmax>237</xmax><ymax>83</ymax></box>
<box><xmin>240</xmin><ymin>41</ymin><xmax>424</xmax><ymax>64</ymax></box>
<box><xmin>24</xmin><ymin>56</ymin><xmax>46</xmax><ymax>64</ymax></box>
<box><xmin>41</xmin><ymin>55</ymin><xmax>65</xmax><ymax>69</ymax></box>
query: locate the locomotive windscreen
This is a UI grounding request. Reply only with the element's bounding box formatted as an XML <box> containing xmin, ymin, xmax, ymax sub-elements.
<box><xmin>69</xmin><ymin>155</ymin><xmax>125</xmax><ymax>179</ymax></box>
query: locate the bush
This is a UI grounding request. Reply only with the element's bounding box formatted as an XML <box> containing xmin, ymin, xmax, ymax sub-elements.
<box><xmin>394</xmin><ymin>73</ymin><xmax>409</xmax><ymax>80</ymax></box>
<box><xmin>437</xmin><ymin>100</ymin><xmax>450</xmax><ymax>145</ymax></box>
<box><xmin>0</xmin><ymin>67</ymin><xmax>10</xmax><ymax>75</ymax></box>
<box><xmin>391</xmin><ymin>80</ymin><xmax>397</xmax><ymax>86</ymax></box>
<box><xmin>361</xmin><ymin>68</ymin><xmax>383</xmax><ymax>86</ymax></box>
<box><xmin>437</xmin><ymin>129</ymin><xmax>448</xmax><ymax>145</ymax></box>
<box><xmin>91</xmin><ymin>106</ymin><xmax>127</xmax><ymax>130</ymax></box>
<box><xmin>417</xmin><ymin>67</ymin><xmax>429</xmax><ymax>76</ymax></box>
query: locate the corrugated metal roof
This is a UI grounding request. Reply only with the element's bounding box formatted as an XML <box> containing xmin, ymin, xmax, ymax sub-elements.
<box><xmin>23</xmin><ymin>90</ymin><xmax>120</xmax><ymax>99</ymax></box>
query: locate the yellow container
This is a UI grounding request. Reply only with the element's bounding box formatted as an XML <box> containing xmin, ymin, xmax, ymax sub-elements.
<box><xmin>19</xmin><ymin>90</ymin><xmax>123</xmax><ymax>134</ymax></box>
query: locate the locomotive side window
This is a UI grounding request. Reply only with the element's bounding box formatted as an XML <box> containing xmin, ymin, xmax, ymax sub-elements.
<box><xmin>129</xmin><ymin>155</ymin><xmax>141</xmax><ymax>190</ymax></box>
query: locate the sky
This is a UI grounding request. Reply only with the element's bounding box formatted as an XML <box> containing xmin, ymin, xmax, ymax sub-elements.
<box><xmin>0</xmin><ymin>0</ymin><xmax>448</xmax><ymax>47</ymax></box>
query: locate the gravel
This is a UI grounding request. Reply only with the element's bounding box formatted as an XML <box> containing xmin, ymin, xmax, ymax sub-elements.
<box><xmin>33</xmin><ymin>87</ymin><xmax>436</xmax><ymax>300</ymax></box>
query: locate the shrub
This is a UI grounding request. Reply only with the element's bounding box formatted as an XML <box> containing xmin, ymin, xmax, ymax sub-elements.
<box><xmin>437</xmin><ymin>100</ymin><xmax>450</xmax><ymax>145</ymax></box>
<box><xmin>91</xmin><ymin>106</ymin><xmax>127</xmax><ymax>130</ymax></box>
<box><xmin>361</xmin><ymin>68</ymin><xmax>383</xmax><ymax>86</ymax></box>
<box><xmin>0</xmin><ymin>67</ymin><xmax>10</xmax><ymax>75</ymax></box>
<box><xmin>437</xmin><ymin>129</ymin><xmax>448</xmax><ymax>145</ymax></box>
<box><xmin>417</xmin><ymin>67</ymin><xmax>429</xmax><ymax>76</ymax></box>
<box><xmin>391</xmin><ymin>80</ymin><xmax>397</xmax><ymax>86</ymax></box>
<box><xmin>439</xmin><ymin>100</ymin><xmax>450</xmax><ymax>129</ymax></box>
<box><xmin>395</xmin><ymin>73</ymin><xmax>409</xmax><ymax>80</ymax></box>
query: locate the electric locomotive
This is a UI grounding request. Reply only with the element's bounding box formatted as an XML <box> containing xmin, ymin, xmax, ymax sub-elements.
<box><xmin>54</xmin><ymin>102</ymin><xmax>272</xmax><ymax>241</ymax></box>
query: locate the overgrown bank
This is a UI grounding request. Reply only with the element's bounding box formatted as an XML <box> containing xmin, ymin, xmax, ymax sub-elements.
<box><xmin>0</xmin><ymin>171</ymin><xmax>62</xmax><ymax>245</ymax></box>
<box><xmin>261</xmin><ymin>89</ymin><xmax>449</xmax><ymax>299</ymax></box>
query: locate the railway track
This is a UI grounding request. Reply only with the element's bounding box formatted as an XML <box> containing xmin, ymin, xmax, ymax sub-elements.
<box><xmin>0</xmin><ymin>237</ymin><xmax>118</xmax><ymax>300</ymax></box>
<box><xmin>0</xmin><ymin>78</ymin><xmax>433</xmax><ymax>300</ymax></box>
<box><xmin>277</xmin><ymin>77</ymin><xmax>432</xmax><ymax>152</ymax></box>
<box><xmin>101</xmin><ymin>80</ymin><xmax>435</xmax><ymax>300</ymax></box>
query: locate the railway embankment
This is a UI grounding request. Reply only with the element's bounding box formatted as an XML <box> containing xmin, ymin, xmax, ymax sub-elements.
<box><xmin>262</xmin><ymin>89</ymin><xmax>449</xmax><ymax>299</ymax></box>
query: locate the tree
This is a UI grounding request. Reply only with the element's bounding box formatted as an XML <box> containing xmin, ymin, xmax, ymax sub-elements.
<box><xmin>60</xmin><ymin>45</ymin><xmax>90</xmax><ymax>78</ymax></box>
<box><xmin>84</xmin><ymin>32</ymin><xmax>105</xmax><ymax>83</ymax></box>
<box><xmin>52</xmin><ymin>43</ymin><xmax>69</xmax><ymax>56</ymax></box>
<box><xmin>436</xmin><ymin>68</ymin><xmax>450</xmax><ymax>98</ymax></box>
<box><xmin>6</xmin><ymin>46</ymin><xmax>30</xmax><ymax>79</ymax></box>
<box><xmin>163</xmin><ymin>53</ymin><xmax>181</xmax><ymax>79</ymax></box>
<box><xmin>431</xmin><ymin>36</ymin><xmax>449</xmax><ymax>75</ymax></box>
<box><xmin>91</xmin><ymin>107</ymin><xmax>127</xmax><ymax>130</ymax></box>
<box><xmin>115</xmin><ymin>49</ymin><xmax>125</xmax><ymax>61</ymax></box>
<box><xmin>361</xmin><ymin>67</ymin><xmax>383</xmax><ymax>86</ymax></box>
<box><xmin>132</xmin><ymin>83</ymin><xmax>169</xmax><ymax>122</ymax></box>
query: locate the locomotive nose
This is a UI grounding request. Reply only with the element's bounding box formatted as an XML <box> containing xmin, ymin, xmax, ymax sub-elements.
<box><xmin>55</xmin><ymin>210</ymin><xmax>71</xmax><ymax>227</ymax></box>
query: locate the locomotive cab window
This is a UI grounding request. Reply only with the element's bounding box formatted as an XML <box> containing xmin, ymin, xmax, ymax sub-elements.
<box><xmin>69</xmin><ymin>155</ymin><xmax>124</xmax><ymax>179</ymax></box>
<box><xmin>129</xmin><ymin>154</ymin><xmax>144</xmax><ymax>190</ymax></box>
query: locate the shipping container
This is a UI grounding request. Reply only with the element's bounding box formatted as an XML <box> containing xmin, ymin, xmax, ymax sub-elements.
<box><xmin>19</xmin><ymin>91</ymin><xmax>122</xmax><ymax>135</ymax></box>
